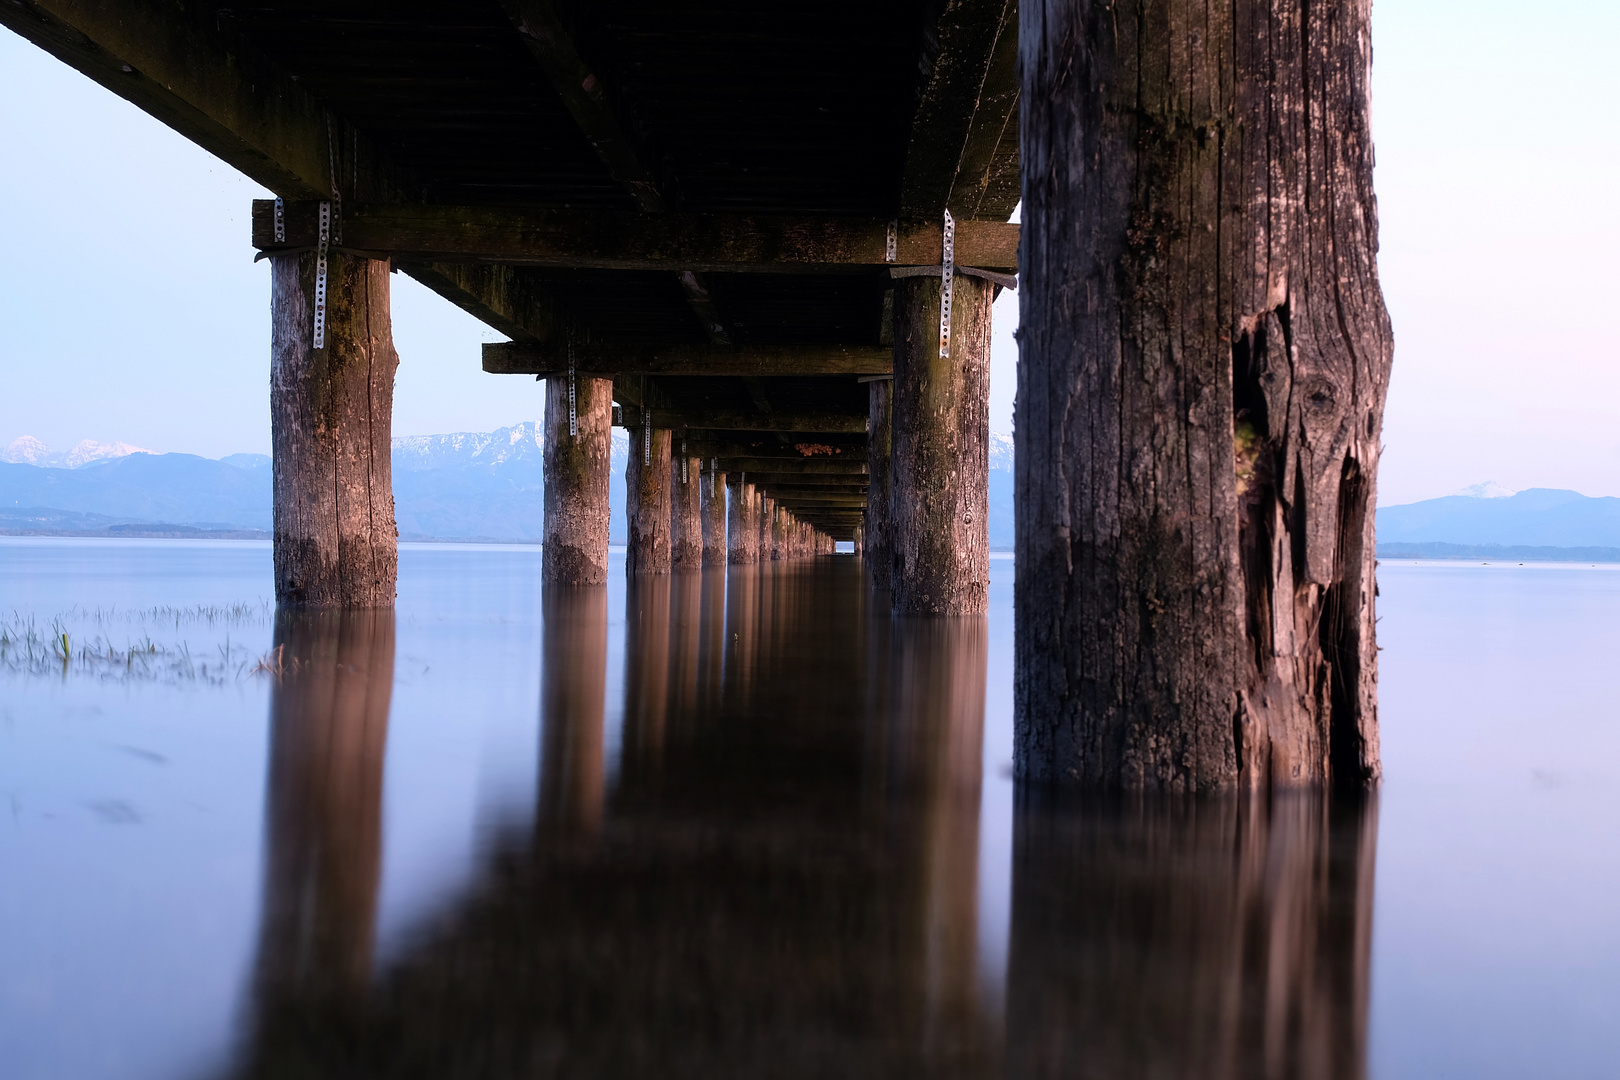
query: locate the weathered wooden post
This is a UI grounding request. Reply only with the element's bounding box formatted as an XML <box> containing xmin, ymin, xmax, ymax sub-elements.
<box><xmin>670</xmin><ymin>442</ymin><xmax>702</xmax><ymax>571</ymax></box>
<box><xmin>270</xmin><ymin>253</ymin><xmax>399</xmax><ymax>607</ymax></box>
<box><xmin>865</xmin><ymin>379</ymin><xmax>894</xmax><ymax>590</ymax></box>
<box><xmin>889</xmin><ymin>276</ymin><xmax>991</xmax><ymax>614</ymax></box>
<box><xmin>1017</xmin><ymin>0</ymin><xmax>1392</xmax><ymax>789</ymax></box>
<box><xmin>727</xmin><ymin>479</ymin><xmax>759</xmax><ymax>564</ymax></box>
<box><xmin>759</xmin><ymin>495</ymin><xmax>775</xmax><ymax>562</ymax></box>
<box><xmin>542</xmin><ymin>375</ymin><xmax>613</xmax><ymax>585</ymax></box>
<box><xmin>701</xmin><ymin>463</ymin><xmax>728</xmax><ymax>567</ymax></box>
<box><xmin>625</xmin><ymin>426</ymin><xmax>672</xmax><ymax>575</ymax></box>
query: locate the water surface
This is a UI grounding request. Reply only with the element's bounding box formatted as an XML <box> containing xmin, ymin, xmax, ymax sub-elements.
<box><xmin>1</xmin><ymin>540</ymin><xmax>1616</xmax><ymax>1078</ymax></box>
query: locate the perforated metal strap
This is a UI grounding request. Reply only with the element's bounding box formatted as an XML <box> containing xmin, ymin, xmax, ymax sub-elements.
<box><xmin>567</xmin><ymin>333</ymin><xmax>577</xmax><ymax>439</ymax></box>
<box><xmin>885</xmin><ymin>219</ymin><xmax>897</xmax><ymax>263</ymax></box>
<box><xmin>681</xmin><ymin>438</ymin><xmax>688</xmax><ymax>483</ymax></box>
<box><xmin>313</xmin><ymin>201</ymin><xmax>330</xmax><ymax>349</ymax></box>
<box><xmin>938</xmin><ymin>209</ymin><xmax>955</xmax><ymax>359</ymax></box>
<box><xmin>642</xmin><ymin>415</ymin><xmax>651</xmax><ymax>467</ymax></box>
<box><xmin>273</xmin><ymin>197</ymin><xmax>285</xmax><ymax>244</ymax></box>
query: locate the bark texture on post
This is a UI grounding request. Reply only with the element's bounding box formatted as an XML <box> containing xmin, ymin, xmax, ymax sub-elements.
<box><xmin>1016</xmin><ymin>0</ymin><xmax>1392</xmax><ymax>791</ymax></box>
<box><xmin>670</xmin><ymin>450</ymin><xmax>703</xmax><ymax>570</ymax></box>
<box><xmin>760</xmin><ymin>497</ymin><xmax>776</xmax><ymax>561</ymax></box>
<box><xmin>270</xmin><ymin>253</ymin><xmax>398</xmax><ymax>608</ymax></box>
<box><xmin>890</xmin><ymin>275</ymin><xmax>991</xmax><ymax>615</ymax></box>
<box><xmin>542</xmin><ymin>375</ymin><xmax>613</xmax><ymax>585</ymax></box>
<box><xmin>626</xmin><ymin>428</ymin><xmax>673</xmax><ymax>575</ymax></box>
<box><xmin>701</xmin><ymin>467</ymin><xmax>728</xmax><ymax>566</ymax></box>
<box><xmin>865</xmin><ymin>379</ymin><xmax>894</xmax><ymax>590</ymax></box>
<box><xmin>727</xmin><ymin>481</ymin><xmax>759</xmax><ymax>564</ymax></box>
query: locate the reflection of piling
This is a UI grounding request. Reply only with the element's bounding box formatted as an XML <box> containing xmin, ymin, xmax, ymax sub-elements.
<box><xmin>889</xmin><ymin>617</ymin><xmax>989</xmax><ymax>1065</ymax></box>
<box><xmin>538</xmin><ymin>585</ymin><xmax>608</xmax><ymax>839</ymax></box>
<box><xmin>723</xmin><ymin>564</ymin><xmax>759</xmax><ymax>699</ymax></box>
<box><xmin>1006</xmin><ymin>791</ymin><xmax>1378</xmax><ymax>1080</ymax></box>
<box><xmin>623</xmin><ymin>575</ymin><xmax>672</xmax><ymax>777</ymax></box>
<box><xmin>250</xmin><ymin>608</ymin><xmax>393</xmax><ymax>1066</ymax></box>
<box><xmin>668</xmin><ymin>571</ymin><xmax>703</xmax><ymax>729</ymax></box>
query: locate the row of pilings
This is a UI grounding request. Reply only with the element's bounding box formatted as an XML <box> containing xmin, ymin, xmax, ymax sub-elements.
<box><xmin>263</xmin><ymin>0</ymin><xmax>1393</xmax><ymax>793</ymax></box>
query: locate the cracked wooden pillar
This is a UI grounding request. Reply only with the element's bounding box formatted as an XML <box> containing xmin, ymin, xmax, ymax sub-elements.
<box><xmin>270</xmin><ymin>253</ymin><xmax>398</xmax><ymax>608</ymax></box>
<box><xmin>625</xmin><ymin>426</ymin><xmax>672</xmax><ymax>576</ymax></box>
<box><xmin>890</xmin><ymin>275</ymin><xmax>991</xmax><ymax>615</ymax></box>
<box><xmin>1015</xmin><ymin>0</ymin><xmax>1392</xmax><ymax>790</ymax></box>
<box><xmin>727</xmin><ymin>479</ymin><xmax>759</xmax><ymax>564</ymax></box>
<box><xmin>701</xmin><ymin>464</ymin><xmax>728</xmax><ymax>567</ymax></box>
<box><xmin>542</xmin><ymin>374</ymin><xmax>613</xmax><ymax>585</ymax></box>
<box><xmin>670</xmin><ymin>443</ymin><xmax>702</xmax><ymax>571</ymax></box>
<box><xmin>866</xmin><ymin>379</ymin><xmax>894</xmax><ymax>590</ymax></box>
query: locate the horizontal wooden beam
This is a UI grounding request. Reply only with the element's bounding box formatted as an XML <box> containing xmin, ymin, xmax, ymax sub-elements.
<box><xmin>501</xmin><ymin>0</ymin><xmax>664</xmax><ymax>212</ymax></box>
<box><xmin>2</xmin><ymin>0</ymin><xmax>408</xmax><ymax>201</ymax></box>
<box><xmin>693</xmin><ymin>439</ymin><xmax>866</xmax><ymax>461</ymax></box>
<box><xmin>713</xmin><ymin>459</ymin><xmax>868</xmax><ymax>476</ymax></box>
<box><xmin>620</xmin><ymin>405</ymin><xmax>867</xmax><ymax>435</ymax></box>
<box><xmin>764</xmin><ymin>493</ymin><xmax>868</xmax><ymax>506</ymax></box>
<box><xmin>485</xmin><ymin>341</ymin><xmax>890</xmax><ymax>377</ymax></box>
<box><xmin>751</xmin><ymin>478</ymin><xmax>869</xmax><ymax>490</ymax></box>
<box><xmin>254</xmin><ymin>202</ymin><xmax>1019</xmax><ymax>273</ymax></box>
<box><xmin>403</xmin><ymin>263</ymin><xmax>557</xmax><ymax>344</ymax></box>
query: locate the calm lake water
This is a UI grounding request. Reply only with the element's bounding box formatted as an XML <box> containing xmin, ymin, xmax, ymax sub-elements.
<box><xmin>1</xmin><ymin>539</ymin><xmax>1617</xmax><ymax>1078</ymax></box>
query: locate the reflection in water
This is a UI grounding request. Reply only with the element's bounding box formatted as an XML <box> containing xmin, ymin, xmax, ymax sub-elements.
<box><xmin>538</xmin><ymin>585</ymin><xmax>608</xmax><ymax>838</ymax></box>
<box><xmin>233</xmin><ymin>562</ymin><xmax>1374</xmax><ymax>1078</ymax></box>
<box><xmin>248</xmin><ymin>608</ymin><xmax>394</xmax><ymax>1070</ymax></box>
<box><xmin>1008</xmin><ymin>793</ymin><xmax>1377</xmax><ymax>1080</ymax></box>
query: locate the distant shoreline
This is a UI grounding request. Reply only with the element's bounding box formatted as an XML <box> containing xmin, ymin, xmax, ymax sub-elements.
<box><xmin>1377</xmin><ymin>542</ymin><xmax>1620</xmax><ymax>563</ymax></box>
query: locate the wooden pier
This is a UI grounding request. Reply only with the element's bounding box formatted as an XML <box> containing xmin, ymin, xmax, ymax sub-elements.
<box><xmin>4</xmin><ymin>0</ymin><xmax>1391</xmax><ymax>790</ymax></box>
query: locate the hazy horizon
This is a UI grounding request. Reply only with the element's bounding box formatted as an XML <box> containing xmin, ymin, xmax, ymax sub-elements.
<box><xmin>3</xmin><ymin>0</ymin><xmax>1616</xmax><ymax>506</ymax></box>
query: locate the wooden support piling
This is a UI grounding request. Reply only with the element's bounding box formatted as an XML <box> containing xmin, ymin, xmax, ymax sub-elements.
<box><xmin>889</xmin><ymin>275</ymin><xmax>991</xmax><ymax>615</ymax></box>
<box><xmin>727</xmin><ymin>480</ymin><xmax>759</xmax><ymax>564</ymax></box>
<box><xmin>1016</xmin><ymin>0</ymin><xmax>1392</xmax><ymax>790</ymax></box>
<box><xmin>270</xmin><ymin>252</ymin><xmax>399</xmax><ymax>608</ymax></box>
<box><xmin>626</xmin><ymin>427</ymin><xmax>672</xmax><ymax>575</ymax></box>
<box><xmin>865</xmin><ymin>379</ymin><xmax>893</xmax><ymax>591</ymax></box>
<box><xmin>700</xmin><ymin>465</ymin><xmax>727</xmax><ymax>567</ymax></box>
<box><xmin>759</xmin><ymin>496</ymin><xmax>775</xmax><ymax>562</ymax></box>
<box><xmin>670</xmin><ymin>448</ymin><xmax>702</xmax><ymax>571</ymax></box>
<box><xmin>543</xmin><ymin>375</ymin><xmax>613</xmax><ymax>584</ymax></box>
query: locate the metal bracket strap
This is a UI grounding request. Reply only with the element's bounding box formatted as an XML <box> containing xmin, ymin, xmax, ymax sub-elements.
<box><xmin>567</xmin><ymin>332</ymin><xmax>577</xmax><ymax>439</ymax></box>
<box><xmin>273</xmin><ymin>197</ymin><xmax>285</xmax><ymax>243</ymax></box>
<box><xmin>642</xmin><ymin>415</ymin><xmax>652</xmax><ymax>467</ymax></box>
<box><xmin>313</xmin><ymin>200</ymin><xmax>330</xmax><ymax>349</ymax></box>
<box><xmin>681</xmin><ymin>438</ymin><xmax>688</xmax><ymax>484</ymax></box>
<box><xmin>885</xmin><ymin>219</ymin><xmax>897</xmax><ymax>263</ymax></box>
<box><xmin>938</xmin><ymin>209</ymin><xmax>955</xmax><ymax>359</ymax></box>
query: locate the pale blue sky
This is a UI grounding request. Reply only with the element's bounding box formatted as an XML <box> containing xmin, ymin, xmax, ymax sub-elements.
<box><xmin>1</xmin><ymin>1</ymin><xmax>1616</xmax><ymax>505</ymax></box>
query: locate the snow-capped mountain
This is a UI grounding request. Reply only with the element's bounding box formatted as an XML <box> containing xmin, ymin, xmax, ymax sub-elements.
<box><xmin>3</xmin><ymin>436</ymin><xmax>151</xmax><ymax>468</ymax></box>
<box><xmin>1</xmin><ymin>423</ymin><xmax>1010</xmax><ymax>545</ymax></box>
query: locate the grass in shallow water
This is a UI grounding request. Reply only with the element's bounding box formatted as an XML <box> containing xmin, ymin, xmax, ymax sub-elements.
<box><xmin>0</xmin><ymin>602</ymin><xmax>277</xmax><ymax>685</ymax></box>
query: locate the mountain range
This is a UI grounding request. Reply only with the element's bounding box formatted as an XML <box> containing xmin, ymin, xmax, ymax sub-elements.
<box><xmin>6</xmin><ymin>434</ymin><xmax>1615</xmax><ymax>560</ymax></box>
<box><xmin>1</xmin><ymin>428</ymin><xmax>1016</xmax><ymax>546</ymax></box>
